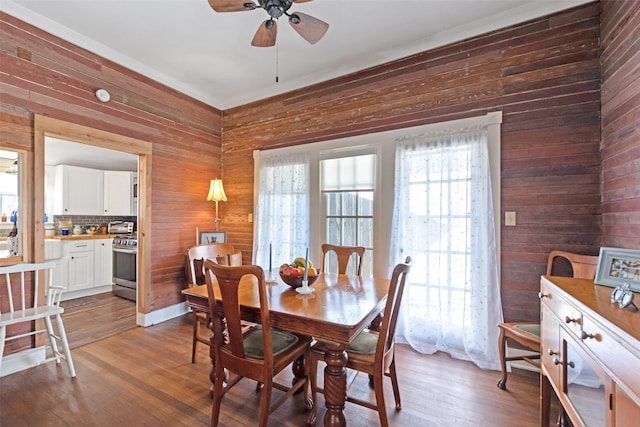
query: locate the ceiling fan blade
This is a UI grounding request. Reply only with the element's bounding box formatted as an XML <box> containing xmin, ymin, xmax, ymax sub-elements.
<box><xmin>208</xmin><ymin>0</ymin><xmax>252</xmax><ymax>12</ymax></box>
<box><xmin>293</xmin><ymin>0</ymin><xmax>314</xmax><ymax>3</ymax></box>
<box><xmin>251</xmin><ymin>20</ymin><xmax>277</xmax><ymax>47</ymax></box>
<box><xmin>289</xmin><ymin>12</ymin><xmax>329</xmax><ymax>45</ymax></box>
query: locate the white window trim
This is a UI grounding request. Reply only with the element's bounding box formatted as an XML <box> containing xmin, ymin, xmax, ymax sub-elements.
<box><xmin>253</xmin><ymin>111</ymin><xmax>502</xmax><ymax>279</ymax></box>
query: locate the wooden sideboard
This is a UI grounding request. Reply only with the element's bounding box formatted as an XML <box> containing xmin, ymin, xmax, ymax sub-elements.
<box><xmin>539</xmin><ymin>276</ymin><xmax>640</xmax><ymax>426</ymax></box>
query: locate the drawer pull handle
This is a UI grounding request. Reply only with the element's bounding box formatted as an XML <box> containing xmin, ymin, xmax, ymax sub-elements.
<box><xmin>538</xmin><ymin>292</ymin><xmax>549</xmax><ymax>299</ymax></box>
<box><xmin>565</xmin><ymin>316</ymin><xmax>579</xmax><ymax>324</ymax></box>
<box><xmin>581</xmin><ymin>331</ymin><xmax>596</xmax><ymax>340</ymax></box>
<box><xmin>553</xmin><ymin>357</ymin><xmax>575</xmax><ymax>368</ymax></box>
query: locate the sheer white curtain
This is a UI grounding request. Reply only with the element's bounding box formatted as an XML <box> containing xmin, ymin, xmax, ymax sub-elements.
<box><xmin>253</xmin><ymin>150</ymin><xmax>310</xmax><ymax>271</ymax></box>
<box><xmin>389</xmin><ymin>125</ymin><xmax>503</xmax><ymax>370</ymax></box>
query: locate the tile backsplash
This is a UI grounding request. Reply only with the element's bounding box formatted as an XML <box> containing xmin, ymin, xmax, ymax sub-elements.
<box><xmin>53</xmin><ymin>215</ymin><xmax>136</xmax><ymax>233</ymax></box>
<box><xmin>0</xmin><ymin>215</ymin><xmax>136</xmax><ymax>238</ymax></box>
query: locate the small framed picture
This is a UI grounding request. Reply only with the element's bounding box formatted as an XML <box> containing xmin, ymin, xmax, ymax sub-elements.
<box><xmin>200</xmin><ymin>231</ymin><xmax>227</xmax><ymax>244</ymax></box>
<box><xmin>595</xmin><ymin>247</ymin><xmax>640</xmax><ymax>291</ymax></box>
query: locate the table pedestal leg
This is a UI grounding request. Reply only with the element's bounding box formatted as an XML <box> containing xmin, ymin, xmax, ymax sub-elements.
<box><xmin>323</xmin><ymin>342</ymin><xmax>348</xmax><ymax>427</ymax></box>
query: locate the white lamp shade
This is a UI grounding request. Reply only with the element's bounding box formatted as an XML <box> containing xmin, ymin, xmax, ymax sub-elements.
<box><xmin>207</xmin><ymin>179</ymin><xmax>227</xmax><ymax>202</ymax></box>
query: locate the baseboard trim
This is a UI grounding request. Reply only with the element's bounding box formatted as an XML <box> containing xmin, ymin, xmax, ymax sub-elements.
<box><xmin>137</xmin><ymin>301</ymin><xmax>190</xmax><ymax>327</ymax></box>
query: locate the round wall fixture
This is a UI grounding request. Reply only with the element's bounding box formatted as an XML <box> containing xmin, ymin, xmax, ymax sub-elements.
<box><xmin>95</xmin><ymin>89</ymin><xmax>110</xmax><ymax>102</ymax></box>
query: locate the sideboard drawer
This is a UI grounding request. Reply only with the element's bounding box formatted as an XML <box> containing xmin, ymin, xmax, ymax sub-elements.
<box><xmin>581</xmin><ymin>315</ymin><xmax>640</xmax><ymax>405</ymax></box>
<box><xmin>541</xmin><ymin>279</ymin><xmax>583</xmax><ymax>337</ymax></box>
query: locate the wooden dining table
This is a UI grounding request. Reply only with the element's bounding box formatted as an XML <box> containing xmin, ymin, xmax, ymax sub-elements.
<box><xmin>181</xmin><ymin>272</ymin><xmax>390</xmax><ymax>427</ymax></box>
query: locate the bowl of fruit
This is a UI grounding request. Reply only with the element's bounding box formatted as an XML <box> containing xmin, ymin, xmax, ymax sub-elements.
<box><xmin>279</xmin><ymin>257</ymin><xmax>319</xmax><ymax>288</ymax></box>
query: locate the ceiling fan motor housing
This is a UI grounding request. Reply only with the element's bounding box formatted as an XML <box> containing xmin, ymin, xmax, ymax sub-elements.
<box><xmin>264</xmin><ymin>0</ymin><xmax>293</xmax><ymax>19</ymax></box>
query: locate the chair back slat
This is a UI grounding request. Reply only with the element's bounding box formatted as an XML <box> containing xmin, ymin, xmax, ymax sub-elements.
<box><xmin>321</xmin><ymin>243</ymin><xmax>365</xmax><ymax>276</ymax></box>
<box><xmin>0</xmin><ymin>262</ymin><xmax>56</xmax><ymax>314</ymax></box>
<box><xmin>186</xmin><ymin>243</ymin><xmax>242</xmax><ymax>286</ymax></box>
<box><xmin>204</xmin><ymin>261</ymin><xmax>274</xmax><ymax>366</ymax></box>
<box><xmin>377</xmin><ymin>257</ymin><xmax>411</xmax><ymax>356</ymax></box>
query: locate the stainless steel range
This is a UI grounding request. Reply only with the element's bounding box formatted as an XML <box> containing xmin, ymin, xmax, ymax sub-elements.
<box><xmin>111</xmin><ymin>222</ymin><xmax>137</xmax><ymax>301</ymax></box>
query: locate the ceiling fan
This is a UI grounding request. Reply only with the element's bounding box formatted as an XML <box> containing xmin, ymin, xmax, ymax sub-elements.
<box><xmin>208</xmin><ymin>0</ymin><xmax>329</xmax><ymax>47</ymax></box>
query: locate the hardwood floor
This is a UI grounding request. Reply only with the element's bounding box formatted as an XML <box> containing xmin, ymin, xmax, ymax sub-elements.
<box><xmin>0</xmin><ymin>311</ymin><xmax>554</xmax><ymax>426</ymax></box>
<box><xmin>60</xmin><ymin>292</ymin><xmax>137</xmax><ymax>349</ymax></box>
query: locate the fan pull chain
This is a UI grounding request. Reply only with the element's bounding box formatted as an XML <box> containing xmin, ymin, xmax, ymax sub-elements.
<box><xmin>275</xmin><ymin>38</ymin><xmax>279</xmax><ymax>83</ymax></box>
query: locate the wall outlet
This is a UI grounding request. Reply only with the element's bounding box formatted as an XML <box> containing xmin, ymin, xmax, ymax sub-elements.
<box><xmin>248</xmin><ymin>213</ymin><xmax>253</xmax><ymax>223</ymax></box>
<box><xmin>505</xmin><ymin>211</ymin><xmax>516</xmax><ymax>226</ymax></box>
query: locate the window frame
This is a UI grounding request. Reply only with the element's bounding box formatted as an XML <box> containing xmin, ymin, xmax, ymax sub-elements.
<box><xmin>253</xmin><ymin>111</ymin><xmax>502</xmax><ymax>279</ymax></box>
<box><xmin>0</xmin><ymin>148</ymin><xmax>29</xmax><ymax>266</ymax></box>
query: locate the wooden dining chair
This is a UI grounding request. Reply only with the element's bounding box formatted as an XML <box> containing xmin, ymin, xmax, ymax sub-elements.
<box><xmin>204</xmin><ymin>261</ymin><xmax>313</xmax><ymax>427</ymax></box>
<box><xmin>496</xmin><ymin>250</ymin><xmax>598</xmax><ymax>390</ymax></box>
<box><xmin>308</xmin><ymin>257</ymin><xmax>411</xmax><ymax>427</ymax></box>
<box><xmin>184</xmin><ymin>243</ymin><xmax>242</xmax><ymax>363</ymax></box>
<box><xmin>321</xmin><ymin>243</ymin><xmax>365</xmax><ymax>276</ymax></box>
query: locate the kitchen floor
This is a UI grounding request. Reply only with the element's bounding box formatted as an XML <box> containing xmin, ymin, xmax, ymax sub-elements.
<box><xmin>60</xmin><ymin>292</ymin><xmax>137</xmax><ymax>349</ymax></box>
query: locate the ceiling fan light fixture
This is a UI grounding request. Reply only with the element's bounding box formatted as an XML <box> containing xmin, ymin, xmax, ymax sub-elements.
<box><xmin>289</xmin><ymin>13</ymin><xmax>300</xmax><ymax>25</ymax></box>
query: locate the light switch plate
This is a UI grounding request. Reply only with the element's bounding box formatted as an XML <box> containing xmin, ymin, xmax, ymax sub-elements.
<box><xmin>505</xmin><ymin>211</ymin><xmax>516</xmax><ymax>226</ymax></box>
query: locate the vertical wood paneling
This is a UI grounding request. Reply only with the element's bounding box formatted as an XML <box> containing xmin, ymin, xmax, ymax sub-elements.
<box><xmin>222</xmin><ymin>3</ymin><xmax>603</xmax><ymax>323</ymax></box>
<box><xmin>0</xmin><ymin>12</ymin><xmax>223</xmax><ymax>315</ymax></box>
<box><xmin>600</xmin><ymin>0</ymin><xmax>640</xmax><ymax>249</ymax></box>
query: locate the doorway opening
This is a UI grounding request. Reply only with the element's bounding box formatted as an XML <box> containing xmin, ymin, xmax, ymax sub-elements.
<box><xmin>34</xmin><ymin>115</ymin><xmax>152</xmax><ymax>336</ymax></box>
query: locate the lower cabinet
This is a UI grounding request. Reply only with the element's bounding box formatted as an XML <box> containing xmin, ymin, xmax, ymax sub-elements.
<box><xmin>67</xmin><ymin>240</ymin><xmax>95</xmax><ymax>292</ymax></box>
<box><xmin>540</xmin><ymin>276</ymin><xmax>640</xmax><ymax>427</ymax></box>
<box><xmin>94</xmin><ymin>238</ymin><xmax>113</xmax><ymax>287</ymax></box>
<box><xmin>51</xmin><ymin>238</ymin><xmax>113</xmax><ymax>295</ymax></box>
<box><xmin>50</xmin><ymin>258</ymin><xmax>69</xmax><ymax>291</ymax></box>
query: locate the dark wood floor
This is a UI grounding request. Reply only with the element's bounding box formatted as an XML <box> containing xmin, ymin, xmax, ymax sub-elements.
<box><xmin>0</xmin><ymin>306</ymin><xmax>554</xmax><ymax>427</ymax></box>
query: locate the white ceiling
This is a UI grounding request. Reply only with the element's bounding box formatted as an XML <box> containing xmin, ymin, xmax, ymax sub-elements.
<box><xmin>45</xmin><ymin>137</ymin><xmax>138</xmax><ymax>171</ymax></box>
<box><xmin>2</xmin><ymin>0</ymin><xmax>591</xmax><ymax>110</ymax></box>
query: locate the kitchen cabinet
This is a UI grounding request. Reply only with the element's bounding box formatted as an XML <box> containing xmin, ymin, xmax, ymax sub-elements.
<box><xmin>67</xmin><ymin>240</ymin><xmax>95</xmax><ymax>292</ymax></box>
<box><xmin>104</xmin><ymin>171</ymin><xmax>132</xmax><ymax>216</ymax></box>
<box><xmin>53</xmin><ymin>165</ymin><xmax>103</xmax><ymax>215</ymax></box>
<box><xmin>540</xmin><ymin>276</ymin><xmax>640</xmax><ymax>427</ymax></box>
<box><xmin>50</xmin><ymin>258</ymin><xmax>69</xmax><ymax>292</ymax></box>
<box><xmin>52</xmin><ymin>165</ymin><xmax>135</xmax><ymax>216</ymax></box>
<box><xmin>94</xmin><ymin>238</ymin><xmax>113</xmax><ymax>287</ymax></box>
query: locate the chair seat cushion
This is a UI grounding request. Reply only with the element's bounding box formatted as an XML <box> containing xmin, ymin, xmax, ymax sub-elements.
<box><xmin>243</xmin><ymin>328</ymin><xmax>299</xmax><ymax>359</ymax></box>
<box><xmin>346</xmin><ymin>329</ymin><xmax>378</xmax><ymax>355</ymax></box>
<box><xmin>514</xmin><ymin>323</ymin><xmax>541</xmax><ymax>338</ymax></box>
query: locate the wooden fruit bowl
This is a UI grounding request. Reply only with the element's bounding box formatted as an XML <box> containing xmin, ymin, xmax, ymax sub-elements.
<box><xmin>279</xmin><ymin>272</ymin><xmax>320</xmax><ymax>288</ymax></box>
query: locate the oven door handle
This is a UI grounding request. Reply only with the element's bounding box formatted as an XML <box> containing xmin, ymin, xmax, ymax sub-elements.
<box><xmin>113</xmin><ymin>247</ymin><xmax>137</xmax><ymax>254</ymax></box>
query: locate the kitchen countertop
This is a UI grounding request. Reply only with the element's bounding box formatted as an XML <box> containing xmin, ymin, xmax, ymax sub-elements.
<box><xmin>47</xmin><ymin>234</ymin><xmax>118</xmax><ymax>240</ymax></box>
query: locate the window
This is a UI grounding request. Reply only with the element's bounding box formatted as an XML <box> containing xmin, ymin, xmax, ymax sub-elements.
<box><xmin>253</xmin><ymin>113</ymin><xmax>502</xmax><ymax>370</ymax></box>
<box><xmin>253</xmin><ymin>151</ymin><xmax>310</xmax><ymax>269</ymax></box>
<box><xmin>390</xmin><ymin>118</ymin><xmax>503</xmax><ymax>370</ymax></box>
<box><xmin>321</xmin><ymin>154</ymin><xmax>375</xmax><ymax>276</ymax></box>
<box><xmin>0</xmin><ymin>149</ymin><xmax>23</xmax><ymax>262</ymax></box>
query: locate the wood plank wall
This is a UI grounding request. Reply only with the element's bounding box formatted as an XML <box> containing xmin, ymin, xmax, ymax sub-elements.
<box><xmin>222</xmin><ymin>3</ymin><xmax>603</xmax><ymax>322</ymax></box>
<box><xmin>600</xmin><ymin>0</ymin><xmax>640</xmax><ymax>248</ymax></box>
<box><xmin>0</xmin><ymin>12</ymin><xmax>222</xmax><ymax>313</ymax></box>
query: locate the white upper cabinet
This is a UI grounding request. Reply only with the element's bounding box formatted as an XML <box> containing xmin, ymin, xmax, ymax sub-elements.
<box><xmin>104</xmin><ymin>171</ymin><xmax>132</xmax><ymax>216</ymax></box>
<box><xmin>54</xmin><ymin>165</ymin><xmax>104</xmax><ymax>215</ymax></box>
<box><xmin>51</xmin><ymin>166</ymin><xmax>134</xmax><ymax>216</ymax></box>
